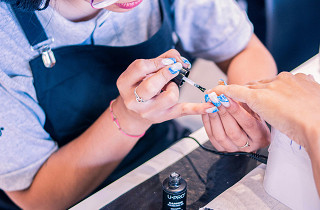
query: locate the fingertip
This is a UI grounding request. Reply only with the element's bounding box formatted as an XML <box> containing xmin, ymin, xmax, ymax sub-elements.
<box><xmin>217</xmin><ymin>94</ymin><xmax>230</xmax><ymax>108</ymax></box>
<box><xmin>206</xmin><ymin>106</ymin><xmax>219</xmax><ymax>114</ymax></box>
<box><xmin>180</xmin><ymin>56</ymin><xmax>192</xmax><ymax>69</ymax></box>
<box><xmin>168</xmin><ymin>62</ymin><xmax>183</xmax><ymax>74</ymax></box>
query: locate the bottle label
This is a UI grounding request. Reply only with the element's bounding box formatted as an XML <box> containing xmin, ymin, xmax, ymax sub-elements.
<box><xmin>163</xmin><ymin>192</ymin><xmax>186</xmax><ymax>210</ymax></box>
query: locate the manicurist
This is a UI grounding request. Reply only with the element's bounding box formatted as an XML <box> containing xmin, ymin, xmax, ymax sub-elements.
<box><xmin>0</xmin><ymin>0</ymin><xmax>276</xmax><ymax>208</ymax></box>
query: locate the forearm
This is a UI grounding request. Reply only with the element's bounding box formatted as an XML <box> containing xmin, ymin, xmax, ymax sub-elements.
<box><xmin>221</xmin><ymin>35</ymin><xmax>277</xmax><ymax>85</ymax></box>
<box><xmin>6</xmin><ymin>98</ymin><xmax>150</xmax><ymax>209</ymax></box>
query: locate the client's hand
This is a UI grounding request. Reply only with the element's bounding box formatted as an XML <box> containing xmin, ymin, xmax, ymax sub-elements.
<box><xmin>202</xmin><ymin>89</ymin><xmax>270</xmax><ymax>152</ymax></box>
<box><xmin>210</xmin><ymin>72</ymin><xmax>320</xmax><ymax>151</ymax></box>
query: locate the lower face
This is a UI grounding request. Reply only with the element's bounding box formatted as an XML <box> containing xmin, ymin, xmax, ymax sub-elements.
<box><xmin>103</xmin><ymin>0</ymin><xmax>144</xmax><ymax>12</ymax></box>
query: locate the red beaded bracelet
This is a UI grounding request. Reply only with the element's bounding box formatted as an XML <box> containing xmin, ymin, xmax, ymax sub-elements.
<box><xmin>109</xmin><ymin>99</ymin><xmax>145</xmax><ymax>138</ymax></box>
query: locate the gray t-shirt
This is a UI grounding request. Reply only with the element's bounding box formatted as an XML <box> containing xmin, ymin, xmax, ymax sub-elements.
<box><xmin>0</xmin><ymin>0</ymin><xmax>253</xmax><ymax>191</ymax></box>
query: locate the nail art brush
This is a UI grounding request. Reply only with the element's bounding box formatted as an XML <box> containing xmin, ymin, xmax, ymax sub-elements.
<box><xmin>182</xmin><ymin>76</ymin><xmax>207</xmax><ymax>92</ymax></box>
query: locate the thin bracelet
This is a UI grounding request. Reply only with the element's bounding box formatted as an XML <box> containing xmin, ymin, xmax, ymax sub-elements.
<box><xmin>109</xmin><ymin>99</ymin><xmax>145</xmax><ymax>138</ymax></box>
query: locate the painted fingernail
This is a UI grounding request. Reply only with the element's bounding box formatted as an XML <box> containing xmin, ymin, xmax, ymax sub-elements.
<box><xmin>218</xmin><ymin>79</ymin><xmax>227</xmax><ymax>86</ymax></box>
<box><xmin>206</xmin><ymin>106</ymin><xmax>219</xmax><ymax>113</ymax></box>
<box><xmin>169</xmin><ymin>62</ymin><xmax>183</xmax><ymax>74</ymax></box>
<box><xmin>217</xmin><ymin>94</ymin><xmax>230</xmax><ymax>107</ymax></box>
<box><xmin>162</xmin><ymin>58</ymin><xmax>176</xmax><ymax>66</ymax></box>
<box><xmin>205</xmin><ymin>94</ymin><xmax>211</xmax><ymax>103</ymax></box>
<box><xmin>181</xmin><ymin>56</ymin><xmax>191</xmax><ymax>69</ymax></box>
<box><xmin>208</xmin><ymin>92</ymin><xmax>222</xmax><ymax>107</ymax></box>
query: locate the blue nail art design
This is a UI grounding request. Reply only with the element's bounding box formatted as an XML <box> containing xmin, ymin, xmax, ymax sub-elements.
<box><xmin>290</xmin><ymin>140</ymin><xmax>293</xmax><ymax>145</ymax></box>
<box><xmin>208</xmin><ymin>92</ymin><xmax>222</xmax><ymax>107</ymax></box>
<box><xmin>299</xmin><ymin>145</ymin><xmax>302</xmax><ymax>150</ymax></box>
<box><xmin>205</xmin><ymin>94</ymin><xmax>211</xmax><ymax>103</ymax></box>
<box><xmin>168</xmin><ymin>58</ymin><xmax>177</xmax><ymax>63</ymax></box>
<box><xmin>219</xmin><ymin>79</ymin><xmax>228</xmax><ymax>86</ymax></box>
<box><xmin>168</xmin><ymin>63</ymin><xmax>182</xmax><ymax>74</ymax></box>
<box><xmin>211</xmin><ymin>106</ymin><xmax>219</xmax><ymax>113</ymax></box>
<box><xmin>212</xmin><ymin>101</ymin><xmax>221</xmax><ymax>107</ymax></box>
<box><xmin>182</xmin><ymin>57</ymin><xmax>191</xmax><ymax>69</ymax></box>
<box><xmin>169</xmin><ymin>67</ymin><xmax>179</xmax><ymax>74</ymax></box>
<box><xmin>217</xmin><ymin>94</ymin><xmax>229</xmax><ymax>103</ymax></box>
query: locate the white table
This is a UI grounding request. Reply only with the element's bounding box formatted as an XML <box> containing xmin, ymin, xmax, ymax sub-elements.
<box><xmin>71</xmin><ymin>127</ymin><xmax>211</xmax><ymax>210</ymax></box>
<box><xmin>72</xmin><ymin>54</ymin><xmax>319</xmax><ymax>210</ymax></box>
<box><xmin>202</xmin><ymin>54</ymin><xmax>320</xmax><ymax>210</ymax></box>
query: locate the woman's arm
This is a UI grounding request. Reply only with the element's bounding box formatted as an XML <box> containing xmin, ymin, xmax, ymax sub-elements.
<box><xmin>6</xmin><ymin>50</ymin><xmax>212</xmax><ymax>209</ymax></box>
<box><xmin>217</xmin><ymin>34</ymin><xmax>277</xmax><ymax>84</ymax></box>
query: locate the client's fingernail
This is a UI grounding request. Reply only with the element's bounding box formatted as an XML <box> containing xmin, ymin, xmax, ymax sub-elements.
<box><xmin>217</xmin><ymin>94</ymin><xmax>230</xmax><ymax>107</ymax></box>
<box><xmin>208</xmin><ymin>92</ymin><xmax>222</xmax><ymax>107</ymax></box>
<box><xmin>169</xmin><ymin>62</ymin><xmax>183</xmax><ymax>74</ymax></box>
<box><xmin>205</xmin><ymin>94</ymin><xmax>211</xmax><ymax>103</ymax></box>
<box><xmin>206</xmin><ymin>106</ymin><xmax>219</xmax><ymax>113</ymax></box>
<box><xmin>181</xmin><ymin>56</ymin><xmax>192</xmax><ymax>69</ymax></box>
<box><xmin>162</xmin><ymin>58</ymin><xmax>176</xmax><ymax>65</ymax></box>
<box><xmin>218</xmin><ymin>79</ymin><xmax>227</xmax><ymax>86</ymax></box>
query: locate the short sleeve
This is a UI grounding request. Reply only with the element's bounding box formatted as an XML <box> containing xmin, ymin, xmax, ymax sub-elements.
<box><xmin>0</xmin><ymin>77</ymin><xmax>58</xmax><ymax>191</ymax></box>
<box><xmin>174</xmin><ymin>0</ymin><xmax>253</xmax><ymax>62</ymax></box>
<box><xmin>0</xmin><ymin>3</ymin><xmax>58</xmax><ymax>192</ymax></box>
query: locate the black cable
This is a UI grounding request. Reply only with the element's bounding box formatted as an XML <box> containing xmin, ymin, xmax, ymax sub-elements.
<box><xmin>185</xmin><ymin>136</ymin><xmax>268</xmax><ymax>164</ymax></box>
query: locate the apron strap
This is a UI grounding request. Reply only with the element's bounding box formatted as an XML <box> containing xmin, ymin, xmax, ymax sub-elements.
<box><xmin>11</xmin><ymin>6</ymin><xmax>56</xmax><ymax>68</ymax></box>
<box><xmin>11</xmin><ymin>6</ymin><xmax>48</xmax><ymax>47</ymax></box>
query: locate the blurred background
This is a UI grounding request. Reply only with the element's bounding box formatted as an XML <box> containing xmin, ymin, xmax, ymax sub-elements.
<box><xmin>177</xmin><ymin>0</ymin><xmax>320</xmax><ymax>132</ymax></box>
<box><xmin>238</xmin><ymin>0</ymin><xmax>320</xmax><ymax>72</ymax></box>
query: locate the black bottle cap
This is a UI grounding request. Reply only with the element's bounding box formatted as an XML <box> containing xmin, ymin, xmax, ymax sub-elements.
<box><xmin>172</xmin><ymin>68</ymin><xmax>190</xmax><ymax>87</ymax></box>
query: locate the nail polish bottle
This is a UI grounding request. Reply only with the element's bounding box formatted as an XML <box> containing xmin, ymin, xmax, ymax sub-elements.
<box><xmin>162</xmin><ymin>172</ymin><xmax>187</xmax><ymax>210</ymax></box>
<box><xmin>172</xmin><ymin>68</ymin><xmax>190</xmax><ymax>87</ymax></box>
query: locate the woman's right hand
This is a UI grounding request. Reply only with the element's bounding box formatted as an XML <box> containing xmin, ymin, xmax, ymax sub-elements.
<box><xmin>114</xmin><ymin>49</ymin><xmax>214</xmax><ymax>135</ymax></box>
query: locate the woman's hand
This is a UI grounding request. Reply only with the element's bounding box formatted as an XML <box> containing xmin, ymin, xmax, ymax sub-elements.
<box><xmin>202</xmin><ymin>89</ymin><xmax>270</xmax><ymax>152</ymax></box>
<box><xmin>210</xmin><ymin>72</ymin><xmax>320</xmax><ymax>150</ymax></box>
<box><xmin>115</xmin><ymin>49</ymin><xmax>214</xmax><ymax>135</ymax></box>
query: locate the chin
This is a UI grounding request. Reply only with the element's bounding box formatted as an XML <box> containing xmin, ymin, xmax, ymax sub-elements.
<box><xmin>105</xmin><ymin>6</ymin><xmax>135</xmax><ymax>12</ymax></box>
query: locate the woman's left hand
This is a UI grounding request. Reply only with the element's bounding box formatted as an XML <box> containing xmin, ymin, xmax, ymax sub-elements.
<box><xmin>202</xmin><ymin>91</ymin><xmax>270</xmax><ymax>152</ymax></box>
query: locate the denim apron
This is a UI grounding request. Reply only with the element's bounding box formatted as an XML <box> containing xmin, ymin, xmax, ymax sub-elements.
<box><xmin>1</xmin><ymin>1</ymin><xmax>190</xmax><ymax>208</ymax></box>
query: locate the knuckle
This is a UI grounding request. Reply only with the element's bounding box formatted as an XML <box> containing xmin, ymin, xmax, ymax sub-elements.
<box><xmin>278</xmin><ymin>72</ymin><xmax>292</xmax><ymax>80</ymax></box>
<box><xmin>228</xmin><ymin>104</ymin><xmax>241</xmax><ymax>116</ymax></box>
<box><xmin>160</xmin><ymin>68</ymin><xmax>171</xmax><ymax>82</ymax></box>
<box><xmin>116</xmin><ymin>79</ymin><xmax>122</xmax><ymax>91</ymax></box>
<box><xmin>166</xmin><ymin>91</ymin><xmax>179</xmax><ymax>105</ymax></box>
<box><xmin>226</xmin><ymin>130</ymin><xmax>243</xmax><ymax>142</ymax></box>
<box><xmin>218</xmin><ymin>108</ymin><xmax>229</xmax><ymax>118</ymax></box>
<box><xmin>134</xmin><ymin>59</ymin><xmax>148</xmax><ymax>73</ymax></box>
<box><xmin>215</xmin><ymin>134</ymin><xmax>227</xmax><ymax>145</ymax></box>
<box><xmin>208</xmin><ymin>112</ymin><xmax>219</xmax><ymax>118</ymax></box>
<box><xmin>242</xmin><ymin>120</ymin><xmax>256</xmax><ymax>130</ymax></box>
<box><xmin>124</xmin><ymin>99</ymin><xmax>135</xmax><ymax>111</ymax></box>
<box><xmin>152</xmin><ymin>59</ymin><xmax>160</xmax><ymax>70</ymax></box>
<box><xmin>140</xmin><ymin>112</ymin><xmax>149</xmax><ymax>119</ymax></box>
<box><xmin>180</xmin><ymin>105</ymin><xmax>187</xmax><ymax>116</ymax></box>
<box><xmin>167</xmin><ymin>49</ymin><xmax>180</xmax><ymax>56</ymax></box>
<box><xmin>144</xmin><ymin>82</ymin><xmax>157</xmax><ymax>95</ymax></box>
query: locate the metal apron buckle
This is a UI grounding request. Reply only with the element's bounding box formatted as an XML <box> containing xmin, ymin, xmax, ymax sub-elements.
<box><xmin>31</xmin><ymin>37</ymin><xmax>56</xmax><ymax>68</ymax></box>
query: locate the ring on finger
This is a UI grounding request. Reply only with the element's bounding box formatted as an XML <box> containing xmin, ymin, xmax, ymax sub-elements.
<box><xmin>134</xmin><ymin>86</ymin><xmax>147</xmax><ymax>103</ymax></box>
<box><xmin>239</xmin><ymin>140</ymin><xmax>250</xmax><ymax>149</ymax></box>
